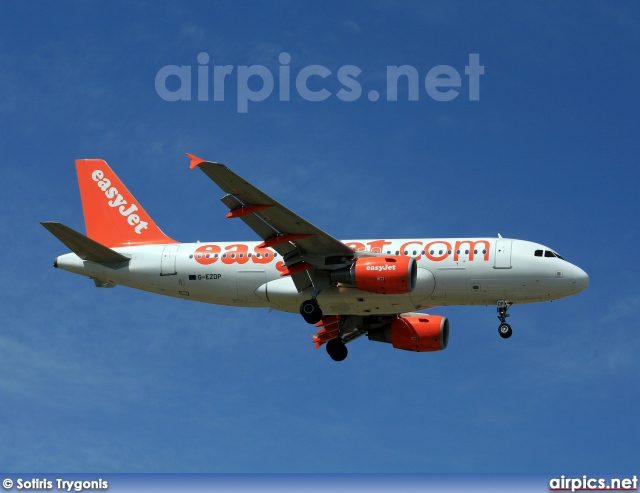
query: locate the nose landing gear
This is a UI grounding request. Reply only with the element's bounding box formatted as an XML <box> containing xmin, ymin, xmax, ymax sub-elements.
<box><xmin>497</xmin><ymin>300</ymin><xmax>513</xmax><ymax>339</ymax></box>
<box><xmin>498</xmin><ymin>323</ymin><xmax>512</xmax><ymax>338</ymax></box>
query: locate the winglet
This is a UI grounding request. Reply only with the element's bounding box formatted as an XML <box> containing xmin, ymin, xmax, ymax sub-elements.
<box><xmin>187</xmin><ymin>153</ymin><xmax>205</xmax><ymax>169</ymax></box>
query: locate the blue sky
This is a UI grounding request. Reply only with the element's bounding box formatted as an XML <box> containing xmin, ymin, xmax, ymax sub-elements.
<box><xmin>1</xmin><ymin>1</ymin><xmax>639</xmax><ymax>473</ymax></box>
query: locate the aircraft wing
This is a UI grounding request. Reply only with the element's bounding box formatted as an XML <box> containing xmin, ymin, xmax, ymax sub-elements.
<box><xmin>188</xmin><ymin>154</ymin><xmax>355</xmax><ymax>291</ymax></box>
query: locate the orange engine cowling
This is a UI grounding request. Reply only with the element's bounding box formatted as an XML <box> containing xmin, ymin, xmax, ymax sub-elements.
<box><xmin>330</xmin><ymin>256</ymin><xmax>417</xmax><ymax>294</ymax></box>
<box><xmin>390</xmin><ymin>315</ymin><xmax>449</xmax><ymax>352</ymax></box>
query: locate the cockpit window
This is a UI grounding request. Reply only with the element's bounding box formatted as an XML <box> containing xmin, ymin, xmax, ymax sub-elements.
<box><xmin>535</xmin><ymin>249</ymin><xmax>565</xmax><ymax>260</ymax></box>
<box><xmin>544</xmin><ymin>250</ymin><xmax>565</xmax><ymax>259</ymax></box>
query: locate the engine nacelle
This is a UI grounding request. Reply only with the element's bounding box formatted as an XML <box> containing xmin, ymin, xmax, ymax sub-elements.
<box><xmin>330</xmin><ymin>256</ymin><xmax>417</xmax><ymax>294</ymax></box>
<box><xmin>368</xmin><ymin>315</ymin><xmax>449</xmax><ymax>352</ymax></box>
<box><xmin>391</xmin><ymin>315</ymin><xmax>449</xmax><ymax>351</ymax></box>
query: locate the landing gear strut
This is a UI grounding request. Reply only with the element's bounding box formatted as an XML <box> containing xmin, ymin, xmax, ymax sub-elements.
<box><xmin>326</xmin><ymin>338</ymin><xmax>348</xmax><ymax>361</ymax></box>
<box><xmin>497</xmin><ymin>300</ymin><xmax>513</xmax><ymax>339</ymax></box>
<box><xmin>300</xmin><ymin>298</ymin><xmax>323</xmax><ymax>324</ymax></box>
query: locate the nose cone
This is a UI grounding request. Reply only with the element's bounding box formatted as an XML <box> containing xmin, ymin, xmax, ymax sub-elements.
<box><xmin>571</xmin><ymin>265</ymin><xmax>590</xmax><ymax>294</ymax></box>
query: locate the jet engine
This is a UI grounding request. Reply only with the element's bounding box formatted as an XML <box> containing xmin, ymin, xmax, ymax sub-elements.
<box><xmin>368</xmin><ymin>315</ymin><xmax>449</xmax><ymax>352</ymax></box>
<box><xmin>330</xmin><ymin>256</ymin><xmax>417</xmax><ymax>294</ymax></box>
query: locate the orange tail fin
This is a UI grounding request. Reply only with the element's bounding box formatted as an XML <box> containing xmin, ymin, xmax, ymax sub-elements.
<box><xmin>76</xmin><ymin>159</ymin><xmax>177</xmax><ymax>247</ymax></box>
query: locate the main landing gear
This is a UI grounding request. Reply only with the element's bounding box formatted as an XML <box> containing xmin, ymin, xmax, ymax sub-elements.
<box><xmin>497</xmin><ymin>300</ymin><xmax>513</xmax><ymax>338</ymax></box>
<box><xmin>326</xmin><ymin>338</ymin><xmax>348</xmax><ymax>361</ymax></box>
<box><xmin>300</xmin><ymin>292</ymin><xmax>347</xmax><ymax>360</ymax></box>
<box><xmin>300</xmin><ymin>298</ymin><xmax>323</xmax><ymax>325</ymax></box>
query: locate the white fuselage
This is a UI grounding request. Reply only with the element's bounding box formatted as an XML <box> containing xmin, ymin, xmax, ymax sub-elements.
<box><xmin>55</xmin><ymin>237</ymin><xmax>589</xmax><ymax>316</ymax></box>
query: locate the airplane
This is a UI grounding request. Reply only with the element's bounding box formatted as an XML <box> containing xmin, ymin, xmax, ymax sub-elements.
<box><xmin>42</xmin><ymin>154</ymin><xmax>589</xmax><ymax>361</ymax></box>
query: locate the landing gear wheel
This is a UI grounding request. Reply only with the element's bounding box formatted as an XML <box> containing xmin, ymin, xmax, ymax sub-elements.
<box><xmin>496</xmin><ymin>300</ymin><xmax>514</xmax><ymax>339</ymax></box>
<box><xmin>498</xmin><ymin>323</ymin><xmax>512</xmax><ymax>339</ymax></box>
<box><xmin>326</xmin><ymin>338</ymin><xmax>348</xmax><ymax>361</ymax></box>
<box><xmin>300</xmin><ymin>299</ymin><xmax>323</xmax><ymax>324</ymax></box>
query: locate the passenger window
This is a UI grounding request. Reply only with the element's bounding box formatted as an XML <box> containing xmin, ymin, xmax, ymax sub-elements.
<box><xmin>535</xmin><ymin>250</ymin><xmax>543</xmax><ymax>257</ymax></box>
<box><xmin>265</xmin><ymin>252</ymin><xmax>270</xmax><ymax>258</ymax></box>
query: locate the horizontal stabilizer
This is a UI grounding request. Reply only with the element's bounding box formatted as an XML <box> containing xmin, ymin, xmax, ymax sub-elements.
<box><xmin>41</xmin><ymin>222</ymin><xmax>129</xmax><ymax>264</ymax></box>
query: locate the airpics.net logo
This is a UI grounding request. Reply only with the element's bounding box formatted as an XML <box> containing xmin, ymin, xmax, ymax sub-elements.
<box><xmin>155</xmin><ymin>52</ymin><xmax>484</xmax><ymax>113</ymax></box>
